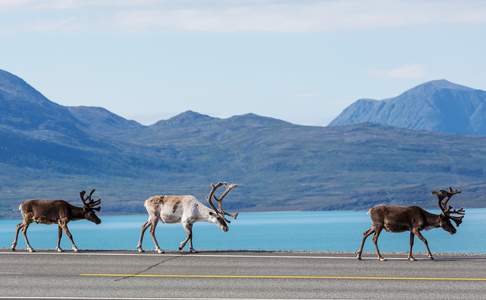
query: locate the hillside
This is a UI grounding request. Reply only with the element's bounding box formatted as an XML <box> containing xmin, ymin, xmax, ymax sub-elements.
<box><xmin>330</xmin><ymin>80</ymin><xmax>486</xmax><ymax>135</ymax></box>
<box><xmin>1</xmin><ymin>70</ymin><xmax>486</xmax><ymax>218</ymax></box>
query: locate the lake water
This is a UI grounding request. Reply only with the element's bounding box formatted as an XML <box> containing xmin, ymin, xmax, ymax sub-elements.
<box><xmin>1</xmin><ymin>209</ymin><xmax>485</xmax><ymax>253</ymax></box>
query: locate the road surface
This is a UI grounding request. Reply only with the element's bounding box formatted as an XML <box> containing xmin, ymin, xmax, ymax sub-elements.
<box><xmin>1</xmin><ymin>250</ymin><xmax>486</xmax><ymax>299</ymax></box>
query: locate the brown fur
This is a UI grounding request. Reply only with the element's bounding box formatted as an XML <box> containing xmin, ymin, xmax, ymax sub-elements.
<box><xmin>11</xmin><ymin>193</ymin><xmax>101</xmax><ymax>253</ymax></box>
<box><xmin>357</xmin><ymin>204</ymin><xmax>457</xmax><ymax>261</ymax></box>
<box><xmin>21</xmin><ymin>200</ymin><xmax>85</xmax><ymax>224</ymax></box>
<box><xmin>172</xmin><ymin>201</ymin><xmax>180</xmax><ymax>214</ymax></box>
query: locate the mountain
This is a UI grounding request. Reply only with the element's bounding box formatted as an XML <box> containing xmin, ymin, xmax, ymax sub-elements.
<box><xmin>0</xmin><ymin>70</ymin><xmax>166</xmax><ymax>176</ymax></box>
<box><xmin>154</xmin><ymin>110</ymin><xmax>217</xmax><ymax>127</ymax></box>
<box><xmin>136</xmin><ymin>111</ymin><xmax>293</xmax><ymax>147</ymax></box>
<box><xmin>0</xmin><ymin>69</ymin><xmax>88</xmax><ymax>142</ymax></box>
<box><xmin>2</xmin><ymin>70</ymin><xmax>486</xmax><ymax>218</ymax></box>
<box><xmin>330</xmin><ymin>80</ymin><xmax>486</xmax><ymax>135</ymax></box>
<box><xmin>0</xmin><ymin>70</ymin><xmax>141</xmax><ymax>139</ymax></box>
<box><xmin>68</xmin><ymin>106</ymin><xmax>142</xmax><ymax>136</ymax></box>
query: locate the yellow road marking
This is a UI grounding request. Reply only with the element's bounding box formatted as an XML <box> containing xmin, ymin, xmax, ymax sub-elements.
<box><xmin>80</xmin><ymin>273</ymin><xmax>486</xmax><ymax>281</ymax></box>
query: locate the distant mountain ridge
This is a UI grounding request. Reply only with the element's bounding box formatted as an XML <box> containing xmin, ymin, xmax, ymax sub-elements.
<box><xmin>2</xmin><ymin>69</ymin><xmax>486</xmax><ymax>218</ymax></box>
<box><xmin>330</xmin><ymin>79</ymin><xmax>486</xmax><ymax>135</ymax></box>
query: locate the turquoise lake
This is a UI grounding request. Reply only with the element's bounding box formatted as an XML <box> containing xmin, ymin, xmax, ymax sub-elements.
<box><xmin>1</xmin><ymin>209</ymin><xmax>485</xmax><ymax>253</ymax></box>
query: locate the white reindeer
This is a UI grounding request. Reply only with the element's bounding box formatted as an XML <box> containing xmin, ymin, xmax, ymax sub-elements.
<box><xmin>136</xmin><ymin>182</ymin><xmax>238</xmax><ymax>253</ymax></box>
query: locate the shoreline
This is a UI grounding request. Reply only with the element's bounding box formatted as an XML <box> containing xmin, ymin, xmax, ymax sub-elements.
<box><xmin>1</xmin><ymin>249</ymin><xmax>486</xmax><ymax>257</ymax></box>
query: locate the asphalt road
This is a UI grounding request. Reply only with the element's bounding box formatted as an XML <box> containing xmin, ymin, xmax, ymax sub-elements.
<box><xmin>1</xmin><ymin>250</ymin><xmax>486</xmax><ymax>300</ymax></box>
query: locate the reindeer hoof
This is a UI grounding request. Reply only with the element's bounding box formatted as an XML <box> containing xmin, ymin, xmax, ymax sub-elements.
<box><xmin>56</xmin><ymin>248</ymin><xmax>63</xmax><ymax>253</ymax></box>
<box><xmin>27</xmin><ymin>248</ymin><xmax>35</xmax><ymax>253</ymax></box>
<box><xmin>429</xmin><ymin>256</ymin><xmax>434</xmax><ymax>260</ymax></box>
<box><xmin>137</xmin><ymin>247</ymin><xmax>144</xmax><ymax>253</ymax></box>
<box><xmin>189</xmin><ymin>249</ymin><xmax>198</xmax><ymax>253</ymax></box>
<box><xmin>379</xmin><ymin>257</ymin><xmax>386</xmax><ymax>262</ymax></box>
<box><xmin>72</xmin><ymin>248</ymin><xmax>79</xmax><ymax>253</ymax></box>
<box><xmin>11</xmin><ymin>245</ymin><xmax>16</xmax><ymax>252</ymax></box>
<box><xmin>408</xmin><ymin>257</ymin><xmax>417</xmax><ymax>262</ymax></box>
<box><xmin>155</xmin><ymin>249</ymin><xmax>163</xmax><ymax>254</ymax></box>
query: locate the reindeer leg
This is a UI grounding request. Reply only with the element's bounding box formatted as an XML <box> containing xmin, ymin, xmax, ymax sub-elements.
<box><xmin>137</xmin><ymin>221</ymin><xmax>150</xmax><ymax>253</ymax></box>
<box><xmin>61</xmin><ymin>223</ymin><xmax>79</xmax><ymax>252</ymax></box>
<box><xmin>149</xmin><ymin>219</ymin><xmax>163</xmax><ymax>254</ymax></box>
<box><xmin>186</xmin><ymin>223</ymin><xmax>196</xmax><ymax>253</ymax></box>
<box><xmin>56</xmin><ymin>225</ymin><xmax>63</xmax><ymax>252</ymax></box>
<box><xmin>179</xmin><ymin>222</ymin><xmax>195</xmax><ymax>253</ymax></box>
<box><xmin>408</xmin><ymin>231</ymin><xmax>416</xmax><ymax>261</ymax></box>
<box><xmin>21</xmin><ymin>222</ymin><xmax>34</xmax><ymax>252</ymax></box>
<box><xmin>372</xmin><ymin>226</ymin><xmax>385</xmax><ymax>261</ymax></box>
<box><xmin>11</xmin><ymin>223</ymin><xmax>24</xmax><ymax>251</ymax></box>
<box><xmin>413</xmin><ymin>229</ymin><xmax>434</xmax><ymax>260</ymax></box>
<box><xmin>356</xmin><ymin>227</ymin><xmax>375</xmax><ymax>260</ymax></box>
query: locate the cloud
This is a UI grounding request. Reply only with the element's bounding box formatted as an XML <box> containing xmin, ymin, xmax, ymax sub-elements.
<box><xmin>109</xmin><ymin>0</ymin><xmax>486</xmax><ymax>32</ymax></box>
<box><xmin>0</xmin><ymin>0</ymin><xmax>29</xmax><ymax>9</ymax></box>
<box><xmin>371</xmin><ymin>64</ymin><xmax>427</xmax><ymax>79</ymax></box>
<box><xmin>2</xmin><ymin>0</ymin><xmax>486</xmax><ymax>33</ymax></box>
<box><xmin>28</xmin><ymin>18</ymin><xmax>79</xmax><ymax>32</ymax></box>
<box><xmin>0</xmin><ymin>0</ymin><xmax>158</xmax><ymax>10</ymax></box>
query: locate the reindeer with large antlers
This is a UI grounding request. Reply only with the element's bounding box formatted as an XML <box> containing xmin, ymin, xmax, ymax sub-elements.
<box><xmin>137</xmin><ymin>182</ymin><xmax>238</xmax><ymax>253</ymax></box>
<box><xmin>356</xmin><ymin>187</ymin><xmax>465</xmax><ymax>261</ymax></box>
<box><xmin>11</xmin><ymin>189</ymin><xmax>102</xmax><ymax>253</ymax></box>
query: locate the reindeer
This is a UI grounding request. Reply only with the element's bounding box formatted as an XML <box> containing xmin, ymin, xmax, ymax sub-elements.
<box><xmin>137</xmin><ymin>182</ymin><xmax>238</xmax><ymax>253</ymax></box>
<box><xmin>356</xmin><ymin>187</ymin><xmax>465</xmax><ymax>261</ymax></box>
<box><xmin>11</xmin><ymin>189</ymin><xmax>102</xmax><ymax>253</ymax></box>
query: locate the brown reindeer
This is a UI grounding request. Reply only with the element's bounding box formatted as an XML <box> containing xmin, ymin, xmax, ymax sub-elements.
<box><xmin>11</xmin><ymin>189</ymin><xmax>102</xmax><ymax>253</ymax></box>
<box><xmin>356</xmin><ymin>187</ymin><xmax>465</xmax><ymax>261</ymax></box>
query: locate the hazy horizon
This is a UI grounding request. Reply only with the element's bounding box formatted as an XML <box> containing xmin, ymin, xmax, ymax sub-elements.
<box><xmin>4</xmin><ymin>68</ymin><xmax>478</xmax><ymax>127</ymax></box>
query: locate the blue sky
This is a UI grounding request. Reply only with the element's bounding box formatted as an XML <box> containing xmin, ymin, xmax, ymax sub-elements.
<box><xmin>1</xmin><ymin>0</ymin><xmax>486</xmax><ymax>125</ymax></box>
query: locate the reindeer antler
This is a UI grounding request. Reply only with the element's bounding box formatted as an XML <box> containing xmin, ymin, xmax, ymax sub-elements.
<box><xmin>433</xmin><ymin>187</ymin><xmax>464</xmax><ymax>226</ymax></box>
<box><xmin>446</xmin><ymin>206</ymin><xmax>465</xmax><ymax>226</ymax></box>
<box><xmin>214</xmin><ymin>183</ymin><xmax>239</xmax><ymax>220</ymax></box>
<box><xmin>207</xmin><ymin>182</ymin><xmax>239</xmax><ymax>221</ymax></box>
<box><xmin>207</xmin><ymin>183</ymin><xmax>224</xmax><ymax>213</ymax></box>
<box><xmin>80</xmin><ymin>189</ymin><xmax>102</xmax><ymax>211</ymax></box>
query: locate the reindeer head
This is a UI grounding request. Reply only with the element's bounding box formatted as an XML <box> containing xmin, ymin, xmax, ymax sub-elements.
<box><xmin>432</xmin><ymin>187</ymin><xmax>464</xmax><ymax>234</ymax></box>
<box><xmin>80</xmin><ymin>189</ymin><xmax>102</xmax><ymax>224</ymax></box>
<box><xmin>207</xmin><ymin>182</ymin><xmax>239</xmax><ymax>232</ymax></box>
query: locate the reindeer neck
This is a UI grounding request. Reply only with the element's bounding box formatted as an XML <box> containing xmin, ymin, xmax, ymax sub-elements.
<box><xmin>424</xmin><ymin>210</ymin><xmax>442</xmax><ymax>228</ymax></box>
<box><xmin>197</xmin><ymin>203</ymin><xmax>216</xmax><ymax>222</ymax></box>
<box><xmin>69</xmin><ymin>205</ymin><xmax>85</xmax><ymax>221</ymax></box>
